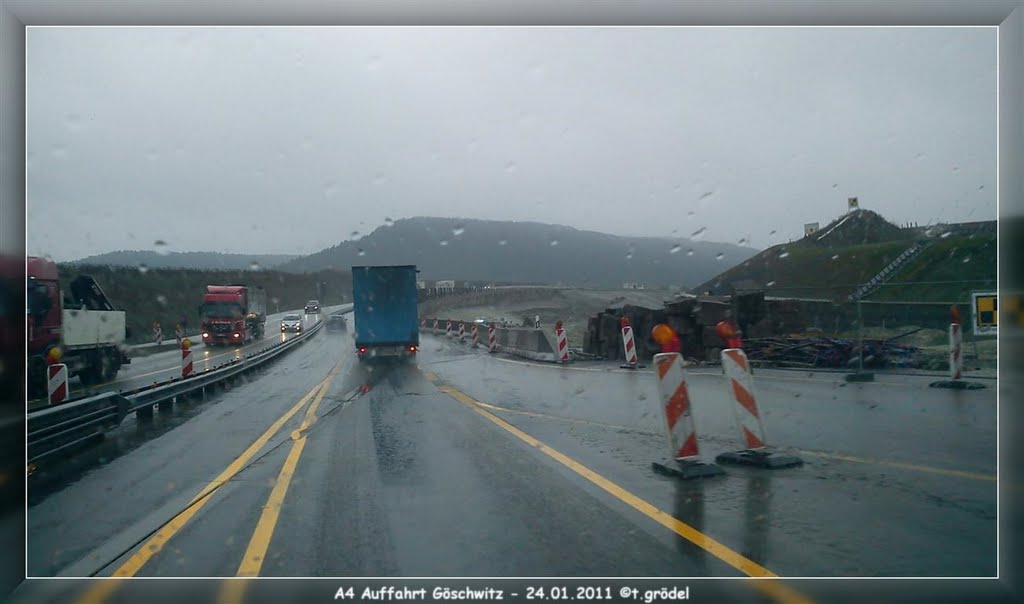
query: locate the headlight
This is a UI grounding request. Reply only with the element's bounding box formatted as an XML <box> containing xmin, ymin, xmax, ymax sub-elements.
<box><xmin>202</xmin><ymin>332</ymin><xmax>209</xmax><ymax>338</ymax></box>
<box><xmin>233</xmin><ymin>333</ymin><xmax>240</xmax><ymax>338</ymax></box>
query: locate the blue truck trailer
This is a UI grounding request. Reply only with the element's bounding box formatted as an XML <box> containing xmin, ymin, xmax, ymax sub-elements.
<box><xmin>351</xmin><ymin>265</ymin><xmax>420</xmax><ymax>363</ymax></box>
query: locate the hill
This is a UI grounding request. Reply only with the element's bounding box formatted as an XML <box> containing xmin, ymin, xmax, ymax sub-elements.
<box><xmin>69</xmin><ymin>250</ymin><xmax>300</xmax><ymax>271</ymax></box>
<box><xmin>693</xmin><ymin>209</ymin><xmax>996</xmax><ymax>302</ymax></box>
<box><xmin>278</xmin><ymin>217</ymin><xmax>758</xmax><ymax>289</ymax></box>
<box><xmin>58</xmin><ymin>264</ymin><xmax>351</xmax><ymax>344</ymax></box>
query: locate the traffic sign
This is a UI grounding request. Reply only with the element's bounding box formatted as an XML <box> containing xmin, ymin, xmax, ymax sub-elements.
<box><xmin>971</xmin><ymin>291</ymin><xmax>997</xmax><ymax>336</ymax></box>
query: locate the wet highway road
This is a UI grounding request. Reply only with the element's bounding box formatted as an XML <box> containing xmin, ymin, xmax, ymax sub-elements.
<box><xmin>28</xmin><ymin>306</ymin><xmax>349</xmax><ymax>409</ymax></box>
<box><xmin>22</xmin><ymin>327</ymin><xmax>998</xmax><ymax>599</ymax></box>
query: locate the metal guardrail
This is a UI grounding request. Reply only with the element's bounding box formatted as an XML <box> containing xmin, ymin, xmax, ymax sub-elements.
<box><xmin>27</xmin><ymin>319</ymin><xmax>325</xmax><ymax>465</ymax></box>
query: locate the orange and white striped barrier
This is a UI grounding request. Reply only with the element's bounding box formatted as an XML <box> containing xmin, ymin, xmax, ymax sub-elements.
<box><xmin>555</xmin><ymin>321</ymin><xmax>569</xmax><ymax>363</ymax></box>
<box><xmin>949</xmin><ymin>322</ymin><xmax>962</xmax><ymax>380</ymax></box>
<box><xmin>715</xmin><ymin>348</ymin><xmax>802</xmax><ymax>468</ymax></box>
<box><xmin>488</xmin><ymin>323</ymin><xmax>497</xmax><ymax>353</ymax></box>
<box><xmin>928</xmin><ymin>321</ymin><xmax>985</xmax><ymax>389</ymax></box>
<box><xmin>433</xmin><ymin>318</ymin><xmax>439</xmax><ymax>335</ymax></box>
<box><xmin>622</xmin><ymin>325</ymin><xmax>638</xmax><ymax>366</ymax></box>
<box><xmin>471</xmin><ymin>324</ymin><xmax>479</xmax><ymax>348</ymax></box>
<box><xmin>446</xmin><ymin>320</ymin><xmax>453</xmax><ymax>337</ymax></box>
<box><xmin>649</xmin><ymin>352</ymin><xmax>722</xmax><ymax>479</ymax></box>
<box><xmin>181</xmin><ymin>341</ymin><xmax>194</xmax><ymax>378</ymax></box>
<box><xmin>721</xmin><ymin>349</ymin><xmax>767</xmax><ymax>449</ymax></box>
<box><xmin>458</xmin><ymin>321</ymin><xmax>466</xmax><ymax>342</ymax></box>
<box><xmin>420</xmin><ymin>319</ymin><xmax>426</xmax><ymax>331</ymax></box>
<box><xmin>48</xmin><ymin>363</ymin><xmax>68</xmax><ymax>405</ymax></box>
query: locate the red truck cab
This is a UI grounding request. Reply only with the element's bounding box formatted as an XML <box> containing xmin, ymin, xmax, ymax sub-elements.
<box><xmin>200</xmin><ymin>285</ymin><xmax>267</xmax><ymax>347</ymax></box>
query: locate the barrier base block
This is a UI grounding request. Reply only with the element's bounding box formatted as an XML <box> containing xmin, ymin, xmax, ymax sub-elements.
<box><xmin>929</xmin><ymin>379</ymin><xmax>986</xmax><ymax>390</ymax></box>
<box><xmin>620</xmin><ymin>363</ymin><xmax>647</xmax><ymax>369</ymax></box>
<box><xmin>716</xmin><ymin>449</ymin><xmax>804</xmax><ymax>469</ymax></box>
<box><xmin>652</xmin><ymin>458</ymin><xmax>725</xmax><ymax>480</ymax></box>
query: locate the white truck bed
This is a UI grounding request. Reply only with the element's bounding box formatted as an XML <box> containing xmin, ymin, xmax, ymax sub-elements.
<box><xmin>62</xmin><ymin>309</ymin><xmax>126</xmax><ymax>349</ymax></box>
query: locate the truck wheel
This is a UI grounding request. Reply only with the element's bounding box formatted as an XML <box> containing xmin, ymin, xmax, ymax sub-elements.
<box><xmin>78</xmin><ymin>365</ymin><xmax>100</xmax><ymax>386</ymax></box>
<box><xmin>102</xmin><ymin>349</ymin><xmax>121</xmax><ymax>381</ymax></box>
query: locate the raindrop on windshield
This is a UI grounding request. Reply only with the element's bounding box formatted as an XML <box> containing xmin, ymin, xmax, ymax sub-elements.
<box><xmin>691</xmin><ymin>227</ymin><xmax>706</xmax><ymax>239</ymax></box>
<box><xmin>779</xmin><ymin>251</ymin><xmax>790</xmax><ymax>259</ymax></box>
<box><xmin>498</xmin><ymin>239</ymin><xmax>508</xmax><ymax>246</ymax></box>
<box><xmin>155</xmin><ymin>294</ymin><xmax>167</xmax><ymax>306</ymax></box>
<box><xmin>978</xmin><ymin>185</ymin><xmax>985</xmax><ymax>191</ymax></box>
<box><xmin>357</xmin><ymin>248</ymin><xmax>366</xmax><ymax>256</ymax></box>
<box><xmin>669</xmin><ymin>244</ymin><xmax>681</xmax><ymax>254</ymax></box>
<box><xmin>687</xmin><ymin>211</ymin><xmax>695</xmax><ymax>218</ymax></box>
<box><xmin>138</xmin><ymin>264</ymin><xmax>149</xmax><ymax>274</ymax></box>
<box><xmin>384</xmin><ymin>217</ymin><xmax>394</xmax><ymax>226</ymax></box>
<box><xmin>699</xmin><ymin>191</ymin><xmax>714</xmax><ymax>201</ymax></box>
<box><xmin>962</xmin><ymin>256</ymin><xmax>972</xmax><ymax>263</ymax></box>
<box><xmin>832</xmin><ymin>183</ymin><xmax>838</xmax><ymax>189</ymax></box>
<box><xmin>249</xmin><ymin>262</ymin><xmax>261</xmax><ymax>271</ymax></box>
<box><xmin>440</xmin><ymin>240</ymin><xmax>449</xmax><ymax>246</ymax></box>
<box><xmin>766</xmin><ymin>281</ymin><xmax>776</xmax><ymax>287</ymax></box>
<box><xmin>941</xmin><ymin>231</ymin><xmax>953</xmax><ymax>238</ymax></box>
<box><xmin>769</xmin><ymin>230</ymin><xmax>777</xmax><ymax>236</ymax></box>
<box><xmin>153</xmin><ymin>240</ymin><xmax>169</xmax><ymax>256</ymax></box>
<box><xmin>453</xmin><ymin>225</ymin><xmax>465</xmax><ymax>236</ymax></box>
<box><xmin>686</xmin><ymin>249</ymin><xmax>695</xmax><ymax>256</ymax></box>
<box><xmin>738</xmin><ymin>237</ymin><xmax>747</xmax><ymax>245</ymax></box>
<box><xmin>715</xmin><ymin>253</ymin><xmax>725</xmax><ymax>261</ymax></box>
<box><xmin>832</xmin><ymin>254</ymin><xmax>840</xmax><ymax>260</ymax></box>
<box><xmin>550</xmin><ymin>240</ymin><xmax>559</xmax><ymax>246</ymax></box>
<box><xmin>350</xmin><ymin>230</ymin><xmax>360</xmax><ymax>238</ymax></box>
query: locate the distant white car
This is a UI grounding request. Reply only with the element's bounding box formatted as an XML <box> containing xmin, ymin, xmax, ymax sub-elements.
<box><xmin>280</xmin><ymin>314</ymin><xmax>303</xmax><ymax>333</ymax></box>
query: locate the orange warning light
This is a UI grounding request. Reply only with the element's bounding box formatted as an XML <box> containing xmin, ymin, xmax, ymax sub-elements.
<box><xmin>46</xmin><ymin>347</ymin><xmax>62</xmax><ymax>364</ymax></box>
<box><xmin>182</xmin><ymin>338</ymin><xmax>192</xmax><ymax>350</ymax></box>
<box><xmin>651</xmin><ymin>323</ymin><xmax>676</xmax><ymax>345</ymax></box>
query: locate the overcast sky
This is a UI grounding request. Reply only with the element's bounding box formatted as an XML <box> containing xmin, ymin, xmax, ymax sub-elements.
<box><xmin>27</xmin><ymin>27</ymin><xmax>996</xmax><ymax>262</ymax></box>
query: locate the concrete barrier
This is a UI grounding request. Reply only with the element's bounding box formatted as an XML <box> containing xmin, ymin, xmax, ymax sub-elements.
<box><xmin>423</xmin><ymin>317</ymin><xmax>563</xmax><ymax>363</ymax></box>
<box><xmin>493</xmin><ymin>327</ymin><xmax>559</xmax><ymax>362</ymax></box>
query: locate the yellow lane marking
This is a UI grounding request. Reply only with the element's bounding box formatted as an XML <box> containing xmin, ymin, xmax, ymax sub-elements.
<box><xmin>73</xmin><ymin>579</ymin><xmax>123</xmax><ymax>604</ymax></box>
<box><xmin>474</xmin><ymin>399</ymin><xmax>641</xmax><ymax>433</ymax></box>
<box><xmin>439</xmin><ymin>385</ymin><xmax>775</xmax><ymax>577</ymax></box>
<box><xmin>216</xmin><ymin>578</ymin><xmax>249</xmax><ymax>604</ymax></box>
<box><xmin>87</xmin><ymin>370</ymin><xmax>334</xmax><ymax>584</ymax></box>
<box><xmin>423</xmin><ymin>371</ymin><xmax>439</xmax><ymax>382</ymax></box>
<box><xmin>439</xmin><ymin>384</ymin><xmax>811</xmax><ymax>603</ymax></box>
<box><xmin>472</xmin><ymin>397</ymin><xmax>996</xmax><ymax>486</ymax></box>
<box><xmin>237</xmin><ymin>374</ymin><xmax>336</xmax><ymax>577</ymax></box>
<box><xmin>795</xmin><ymin>449</ymin><xmax>996</xmax><ymax>482</ymax></box>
